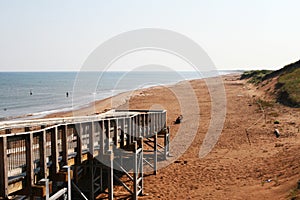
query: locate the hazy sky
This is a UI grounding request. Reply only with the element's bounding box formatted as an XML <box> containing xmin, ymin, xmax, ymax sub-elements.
<box><xmin>0</xmin><ymin>0</ymin><xmax>300</xmax><ymax>71</ymax></box>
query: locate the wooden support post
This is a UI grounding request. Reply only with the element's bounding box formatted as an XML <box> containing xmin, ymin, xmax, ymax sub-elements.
<box><xmin>88</xmin><ymin>158</ymin><xmax>94</xmax><ymax>200</ymax></box>
<box><xmin>131</xmin><ymin>117</ymin><xmax>135</xmax><ymax>143</ymax></box>
<box><xmin>140</xmin><ymin>114</ymin><xmax>145</xmax><ymax>137</ymax></box>
<box><xmin>25</xmin><ymin>132</ymin><xmax>34</xmax><ymax>198</ymax></box>
<box><xmin>99</xmin><ymin>121</ymin><xmax>104</xmax><ymax>158</ymax></box>
<box><xmin>107</xmin><ymin>151</ymin><xmax>114</xmax><ymax>200</ymax></box>
<box><xmin>133</xmin><ymin>141</ymin><xmax>138</xmax><ymax>200</ymax></box>
<box><xmin>133</xmin><ymin>138</ymin><xmax>143</xmax><ymax>199</ymax></box>
<box><xmin>38</xmin><ymin>129</ymin><xmax>47</xmax><ymax>180</ymax></box>
<box><xmin>76</xmin><ymin>123</ymin><xmax>82</xmax><ymax>164</ymax></box>
<box><xmin>145</xmin><ymin>114</ymin><xmax>149</xmax><ymax>137</ymax></box>
<box><xmin>0</xmin><ymin>136</ymin><xmax>8</xmax><ymax>198</ymax></box>
<box><xmin>88</xmin><ymin>122</ymin><xmax>95</xmax><ymax>199</ymax></box>
<box><xmin>163</xmin><ymin>112</ymin><xmax>166</xmax><ymax>129</ymax></box>
<box><xmin>135</xmin><ymin>116</ymin><xmax>138</xmax><ymax>140</ymax></box>
<box><xmin>137</xmin><ymin>115</ymin><xmax>141</xmax><ymax>138</ymax></box>
<box><xmin>164</xmin><ymin>112</ymin><xmax>167</xmax><ymax>128</ymax></box>
<box><xmin>99</xmin><ymin>164</ymin><xmax>103</xmax><ymax>193</ymax></box>
<box><xmin>157</xmin><ymin>113</ymin><xmax>161</xmax><ymax>131</ymax></box>
<box><xmin>120</xmin><ymin>118</ymin><xmax>125</xmax><ymax>148</ymax></box>
<box><xmin>61</xmin><ymin>125</ymin><xmax>68</xmax><ymax>166</ymax></box>
<box><xmin>134</xmin><ymin>116</ymin><xmax>137</xmax><ymax>139</ymax></box>
<box><xmin>126</xmin><ymin>118</ymin><xmax>131</xmax><ymax>145</ymax></box>
<box><xmin>4</xmin><ymin>129</ymin><xmax>11</xmax><ymax>159</ymax></box>
<box><xmin>161</xmin><ymin>112</ymin><xmax>164</xmax><ymax>130</ymax></box>
<box><xmin>154</xmin><ymin>134</ymin><xmax>157</xmax><ymax>175</ymax></box>
<box><xmin>136</xmin><ymin>115</ymin><xmax>139</xmax><ymax>138</ymax></box>
<box><xmin>164</xmin><ymin>127</ymin><xmax>170</xmax><ymax>159</ymax></box>
<box><xmin>138</xmin><ymin>137</ymin><xmax>143</xmax><ymax>196</ymax></box>
<box><xmin>140</xmin><ymin>115</ymin><xmax>144</xmax><ymax>137</ymax></box>
<box><xmin>158</xmin><ymin>113</ymin><xmax>161</xmax><ymax>131</ymax></box>
<box><xmin>4</xmin><ymin>130</ymin><xmax>11</xmax><ymax>150</ymax></box>
<box><xmin>89</xmin><ymin>122</ymin><xmax>95</xmax><ymax>157</ymax></box>
<box><xmin>50</xmin><ymin>127</ymin><xmax>59</xmax><ymax>178</ymax></box>
<box><xmin>74</xmin><ymin>124</ymin><xmax>82</xmax><ymax>183</ymax></box>
<box><xmin>113</xmin><ymin>120</ymin><xmax>118</xmax><ymax>148</ymax></box>
<box><xmin>104</xmin><ymin>120</ymin><xmax>111</xmax><ymax>152</ymax></box>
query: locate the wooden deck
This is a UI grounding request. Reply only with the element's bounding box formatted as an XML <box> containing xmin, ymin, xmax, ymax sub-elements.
<box><xmin>0</xmin><ymin>110</ymin><xmax>169</xmax><ymax>200</ymax></box>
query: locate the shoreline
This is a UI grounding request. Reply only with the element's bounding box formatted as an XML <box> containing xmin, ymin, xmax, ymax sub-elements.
<box><xmin>44</xmin><ymin>72</ymin><xmax>241</xmax><ymax>119</ymax></box>
<box><xmin>0</xmin><ymin>71</ymin><xmax>240</xmax><ymax>122</ymax></box>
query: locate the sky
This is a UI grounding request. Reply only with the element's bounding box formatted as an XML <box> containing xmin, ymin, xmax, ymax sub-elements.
<box><xmin>0</xmin><ymin>0</ymin><xmax>300</xmax><ymax>71</ymax></box>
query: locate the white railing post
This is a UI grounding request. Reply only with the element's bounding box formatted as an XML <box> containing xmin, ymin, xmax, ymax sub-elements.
<box><xmin>40</xmin><ymin>178</ymin><xmax>49</xmax><ymax>200</ymax></box>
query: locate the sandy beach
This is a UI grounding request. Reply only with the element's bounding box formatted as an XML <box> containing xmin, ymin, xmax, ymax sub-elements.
<box><xmin>44</xmin><ymin>73</ymin><xmax>300</xmax><ymax>199</ymax></box>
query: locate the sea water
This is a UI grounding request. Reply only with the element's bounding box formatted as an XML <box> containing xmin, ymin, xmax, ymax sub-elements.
<box><xmin>0</xmin><ymin>71</ymin><xmax>237</xmax><ymax>120</ymax></box>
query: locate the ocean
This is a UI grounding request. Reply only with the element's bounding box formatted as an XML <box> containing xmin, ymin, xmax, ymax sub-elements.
<box><xmin>0</xmin><ymin>71</ymin><xmax>237</xmax><ymax>121</ymax></box>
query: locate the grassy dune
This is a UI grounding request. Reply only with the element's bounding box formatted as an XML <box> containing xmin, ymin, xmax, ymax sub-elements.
<box><xmin>277</xmin><ymin>67</ymin><xmax>300</xmax><ymax>107</ymax></box>
<box><xmin>241</xmin><ymin>60</ymin><xmax>300</xmax><ymax>107</ymax></box>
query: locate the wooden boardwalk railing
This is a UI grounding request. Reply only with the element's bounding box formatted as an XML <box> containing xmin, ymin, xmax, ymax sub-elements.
<box><xmin>0</xmin><ymin>110</ymin><xmax>169</xmax><ymax>200</ymax></box>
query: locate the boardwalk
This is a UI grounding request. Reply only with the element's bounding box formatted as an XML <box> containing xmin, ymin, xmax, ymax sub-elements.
<box><xmin>0</xmin><ymin>110</ymin><xmax>169</xmax><ymax>200</ymax></box>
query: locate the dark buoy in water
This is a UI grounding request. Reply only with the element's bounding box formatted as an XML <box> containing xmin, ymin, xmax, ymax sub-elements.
<box><xmin>30</xmin><ymin>89</ymin><xmax>33</xmax><ymax>95</ymax></box>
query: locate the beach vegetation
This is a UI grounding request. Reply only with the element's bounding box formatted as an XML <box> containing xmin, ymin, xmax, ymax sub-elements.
<box><xmin>289</xmin><ymin>188</ymin><xmax>299</xmax><ymax>200</ymax></box>
<box><xmin>240</xmin><ymin>70</ymin><xmax>273</xmax><ymax>85</ymax></box>
<box><xmin>241</xmin><ymin>60</ymin><xmax>300</xmax><ymax>108</ymax></box>
<box><xmin>276</xmin><ymin>68</ymin><xmax>300</xmax><ymax>107</ymax></box>
<box><xmin>257</xmin><ymin>98</ymin><xmax>274</xmax><ymax>108</ymax></box>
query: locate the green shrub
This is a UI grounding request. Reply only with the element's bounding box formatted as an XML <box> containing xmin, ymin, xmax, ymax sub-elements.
<box><xmin>277</xmin><ymin>68</ymin><xmax>300</xmax><ymax>107</ymax></box>
<box><xmin>240</xmin><ymin>70</ymin><xmax>273</xmax><ymax>85</ymax></box>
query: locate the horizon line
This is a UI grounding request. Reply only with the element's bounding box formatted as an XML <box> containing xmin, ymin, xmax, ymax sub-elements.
<box><xmin>0</xmin><ymin>69</ymin><xmax>247</xmax><ymax>73</ymax></box>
